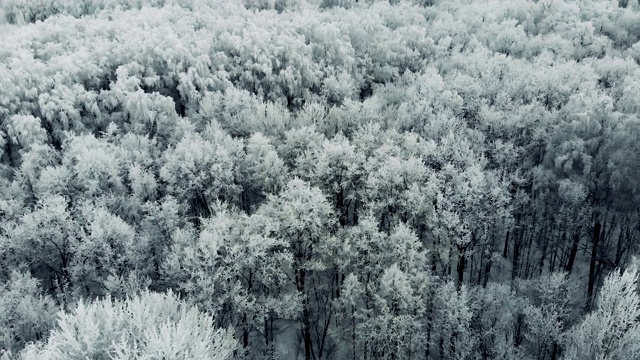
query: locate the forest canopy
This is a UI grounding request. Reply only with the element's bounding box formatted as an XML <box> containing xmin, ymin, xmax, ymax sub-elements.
<box><xmin>2</xmin><ymin>0</ymin><xmax>640</xmax><ymax>359</ymax></box>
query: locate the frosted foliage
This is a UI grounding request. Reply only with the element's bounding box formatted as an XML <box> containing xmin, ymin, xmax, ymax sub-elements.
<box><xmin>243</xmin><ymin>132</ymin><xmax>287</xmax><ymax>194</ymax></box>
<box><xmin>19</xmin><ymin>290</ymin><xmax>236</xmax><ymax>360</ymax></box>
<box><xmin>378</xmin><ymin>264</ymin><xmax>415</xmax><ymax>312</ymax></box>
<box><xmin>565</xmin><ymin>268</ymin><xmax>640</xmax><ymax>360</ymax></box>
<box><xmin>63</xmin><ymin>135</ymin><xmax>124</xmax><ymax>197</ymax></box>
<box><xmin>128</xmin><ymin>163</ymin><xmax>157</xmax><ymax>201</ymax></box>
<box><xmin>321</xmin><ymin>0</ymin><xmax>355</xmax><ymax>9</ymax></box>
<box><xmin>618</xmin><ymin>72</ymin><xmax>640</xmax><ymax>114</ymax></box>
<box><xmin>557</xmin><ymin>179</ymin><xmax>587</xmax><ymax>205</ymax></box>
<box><xmin>14</xmin><ymin>144</ymin><xmax>58</xmax><ymax>192</ymax></box>
<box><xmin>71</xmin><ymin>203</ymin><xmax>140</xmax><ymax>289</ymax></box>
<box><xmin>160</xmin><ymin>127</ymin><xmax>242</xmax><ymax>207</ymax></box>
<box><xmin>258</xmin><ymin>178</ymin><xmax>334</xmax><ymax>247</ymax></box>
<box><xmin>0</xmin><ymin>272</ymin><xmax>57</xmax><ymax>355</ymax></box>
<box><xmin>475</xmin><ymin>284</ymin><xmax>527</xmax><ymax>360</ymax></box>
<box><xmin>309</xmin><ymin>134</ymin><xmax>363</xmax><ymax>196</ymax></box>
<box><xmin>321</xmin><ymin>72</ymin><xmax>357</xmax><ymax>105</ymax></box>
<box><xmin>5</xmin><ymin>115</ymin><xmax>47</xmax><ymax>148</ymax></box>
<box><xmin>434</xmin><ymin>282</ymin><xmax>476</xmax><ymax>360</ymax></box>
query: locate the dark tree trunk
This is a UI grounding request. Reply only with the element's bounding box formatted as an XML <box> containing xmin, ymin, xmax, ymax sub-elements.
<box><xmin>551</xmin><ymin>341</ymin><xmax>559</xmax><ymax>360</ymax></box>
<box><xmin>512</xmin><ymin>235</ymin><xmax>521</xmax><ymax>280</ymax></box>
<box><xmin>425</xmin><ymin>295</ymin><xmax>434</xmax><ymax>359</ymax></box>
<box><xmin>502</xmin><ymin>231</ymin><xmax>510</xmax><ymax>258</ymax></box>
<box><xmin>243</xmin><ymin>323</ymin><xmax>249</xmax><ymax>348</ymax></box>
<box><xmin>614</xmin><ymin>225</ymin><xmax>629</xmax><ymax>268</ymax></box>
<box><xmin>586</xmin><ymin>220</ymin><xmax>601</xmax><ymax>311</ymax></box>
<box><xmin>483</xmin><ymin>253</ymin><xmax>492</xmax><ymax>287</ymax></box>
<box><xmin>298</xmin><ymin>268</ymin><xmax>314</xmax><ymax>360</ymax></box>
<box><xmin>336</xmin><ymin>190</ymin><xmax>346</xmax><ymax>226</ymax></box>
<box><xmin>457</xmin><ymin>247</ymin><xmax>466</xmax><ymax>288</ymax></box>
<box><xmin>523</xmin><ymin>233</ymin><xmax>535</xmax><ymax>279</ymax></box>
<box><xmin>565</xmin><ymin>232</ymin><xmax>580</xmax><ymax>275</ymax></box>
<box><xmin>264</xmin><ymin>317</ymin><xmax>270</xmax><ymax>358</ymax></box>
<box><xmin>538</xmin><ymin>238</ymin><xmax>548</xmax><ymax>276</ymax></box>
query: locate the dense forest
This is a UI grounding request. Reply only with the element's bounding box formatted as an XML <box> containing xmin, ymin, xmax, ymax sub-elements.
<box><xmin>1</xmin><ymin>0</ymin><xmax>640</xmax><ymax>358</ymax></box>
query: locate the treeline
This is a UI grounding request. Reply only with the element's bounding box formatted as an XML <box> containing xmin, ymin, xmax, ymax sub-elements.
<box><xmin>2</xmin><ymin>0</ymin><xmax>640</xmax><ymax>359</ymax></box>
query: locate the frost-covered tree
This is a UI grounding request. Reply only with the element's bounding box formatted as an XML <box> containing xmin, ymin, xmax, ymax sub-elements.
<box><xmin>0</xmin><ymin>271</ymin><xmax>57</xmax><ymax>356</ymax></box>
<box><xmin>160</xmin><ymin>122</ymin><xmax>243</xmax><ymax>222</ymax></box>
<box><xmin>565</xmin><ymin>267</ymin><xmax>640</xmax><ymax>360</ymax></box>
<box><xmin>164</xmin><ymin>204</ymin><xmax>295</xmax><ymax>358</ymax></box>
<box><xmin>255</xmin><ymin>179</ymin><xmax>336</xmax><ymax>360</ymax></box>
<box><xmin>19</xmin><ymin>290</ymin><xmax>237</xmax><ymax>360</ymax></box>
<box><xmin>239</xmin><ymin>132</ymin><xmax>288</xmax><ymax>211</ymax></box>
<box><xmin>333</xmin><ymin>218</ymin><xmax>430</xmax><ymax>360</ymax></box>
<box><xmin>473</xmin><ymin>283</ymin><xmax>528</xmax><ymax>360</ymax></box>
<box><xmin>432</xmin><ymin>281</ymin><xmax>477</xmax><ymax>360</ymax></box>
